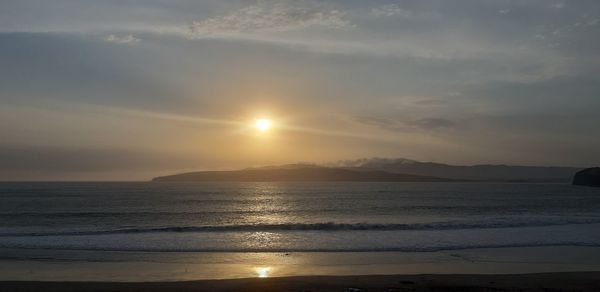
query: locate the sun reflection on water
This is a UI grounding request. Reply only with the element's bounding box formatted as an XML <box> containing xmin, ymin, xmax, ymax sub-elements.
<box><xmin>255</xmin><ymin>267</ymin><xmax>271</xmax><ymax>278</ymax></box>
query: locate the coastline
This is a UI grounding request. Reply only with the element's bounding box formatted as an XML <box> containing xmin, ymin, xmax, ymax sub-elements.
<box><xmin>2</xmin><ymin>272</ymin><xmax>600</xmax><ymax>292</ymax></box>
<box><xmin>2</xmin><ymin>246</ymin><xmax>600</xmax><ymax>282</ymax></box>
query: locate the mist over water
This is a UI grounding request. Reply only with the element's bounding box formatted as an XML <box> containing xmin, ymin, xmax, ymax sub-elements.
<box><xmin>1</xmin><ymin>182</ymin><xmax>599</xmax><ymax>253</ymax></box>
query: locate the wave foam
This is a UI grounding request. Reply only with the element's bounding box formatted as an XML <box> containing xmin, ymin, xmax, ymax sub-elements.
<box><xmin>2</xmin><ymin>217</ymin><xmax>600</xmax><ymax>237</ymax></box>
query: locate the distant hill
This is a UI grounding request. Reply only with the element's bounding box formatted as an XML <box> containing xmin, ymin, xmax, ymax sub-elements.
<box><xmin>336</xmin><ymin>158</ymin><xmax>580</xmax><ymax>182</ymax></box>
<box><xmin>152</xmin><ymin>165</ymin><xmax>453</xmax><ymax>182</ymax></box>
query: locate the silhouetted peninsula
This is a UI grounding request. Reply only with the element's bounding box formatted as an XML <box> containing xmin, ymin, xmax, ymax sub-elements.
<box><xmin>335</xmin><ymin>158</ymin><xmax>580</xmax><ymax>182</ymax></box>
<box><xmin>572</xmin><ymin>167</ymin><xmax>600</xmax><ymax>187</ymax></box>
<box><xmin>152</xmin><ymin>164</ymin><xmax>453</xmax><ymax>182</ymax></box>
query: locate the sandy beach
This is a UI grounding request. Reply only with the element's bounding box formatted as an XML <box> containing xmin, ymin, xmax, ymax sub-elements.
<box><xmin>1</xmin><ymin>272</ymin><xmax>599</xmax><ymax>292</ymax></box>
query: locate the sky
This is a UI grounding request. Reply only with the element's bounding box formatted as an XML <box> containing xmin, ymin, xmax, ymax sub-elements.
<box><xmin>1</xmin><ymin>0</ymin><xmax>599</xmax><ymax>180</ymax></box>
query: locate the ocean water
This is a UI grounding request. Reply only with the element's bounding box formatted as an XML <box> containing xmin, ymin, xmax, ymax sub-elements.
<box><xmin>1</xmin><ymin>182</ymin><xmax>600</xmax><ymax>253</ymax></box>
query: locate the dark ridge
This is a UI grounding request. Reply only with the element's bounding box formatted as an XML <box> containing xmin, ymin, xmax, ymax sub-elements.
<box><xmin>152</xmin><ymin>165</ymin><xmax>454</xmax><ymax>182</ymax></box>
<box><xmin>572</xmin><ymin>167</ymin><xmax>600</xmax><ymax>187</ymax></box>
<box><xmin>338</xmin><ymin>158</ymin><xmax>581</xmax><ymax>182</ymax></box>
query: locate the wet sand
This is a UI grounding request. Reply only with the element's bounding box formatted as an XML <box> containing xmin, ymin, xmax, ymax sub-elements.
<box><xmin>1</xmin><ymin>272</ymin><xmax>599</xmax><ymax>291</ymax></box>
<box><xmin>3</xmin><ymin>247</ymin><xmax>600</xmax><ymax>282</ymax></box>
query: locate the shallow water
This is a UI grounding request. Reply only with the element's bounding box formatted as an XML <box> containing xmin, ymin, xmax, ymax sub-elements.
<box><xmin>2</xmin><ymin>247</ymin><xmax>600</xmax><ymax>281</ymax></box>
<box><xmin>1</xmin><ymin>182</ymin><xmax>600</xmax><ymax>252</ymax></box>
<box><xmin>1</xmin><ymin>182</ymin><xmax>600</xmax><ymax>280</ymax></box>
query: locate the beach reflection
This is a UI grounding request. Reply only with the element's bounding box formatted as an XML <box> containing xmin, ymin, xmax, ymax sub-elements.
<box><xmin>255</xmin><ymin>267</ymin><xmax>271</xmax><ymax>278</ymax></box>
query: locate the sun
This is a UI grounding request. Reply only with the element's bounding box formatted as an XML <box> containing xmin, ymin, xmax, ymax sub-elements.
<box><xmin>255</xmin><ymin>119</ymin><xmax>271</xmax><ymax>132</ymax></box>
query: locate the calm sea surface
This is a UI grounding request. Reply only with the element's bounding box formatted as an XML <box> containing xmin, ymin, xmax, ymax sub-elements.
<box><xmin>1</xmin><ymin>182</ymin><xmax>599</xmax><ymax>253</ymax></box>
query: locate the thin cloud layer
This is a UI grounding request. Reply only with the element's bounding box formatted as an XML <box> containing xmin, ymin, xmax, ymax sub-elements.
<box><xmin>104</xmin><ymin>34</ymin><xmax>141</xmax><ymax>44</ymax></box>
<box><xmin>371</xmin><ymin>4</ymin><xmax>403</xmax><ymax>17</ymax></box>
<box><xmin>187</xmin><ymin>1</ymin><xmax>351</xmax><ymax>38</ymax></box>
<box><xmin>355</xmin><ymin>116</ymin><xmax>456</xmax><ymax>133</ymax></box>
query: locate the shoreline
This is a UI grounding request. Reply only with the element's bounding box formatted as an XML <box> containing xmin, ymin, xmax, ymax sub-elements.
<box><xmin>2</xmin><ymin>246</ymin><xmax>600</xmax><ymax>282</ymax></box>
<box><xmin>1</xmin><ymin>272</ymin><xmax>600</xmax><ymax>291</ymax></box>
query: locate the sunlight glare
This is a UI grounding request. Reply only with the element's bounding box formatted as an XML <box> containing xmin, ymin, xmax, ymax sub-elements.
<box><xmin>255</xmin><ymin>119</ymin><xmax>271</xmax><ymax>132</ymax></box>
<box><xmin>256</xmin><ymin>267</ymin><xmax>271</xmax><ymax>278</ymax></box>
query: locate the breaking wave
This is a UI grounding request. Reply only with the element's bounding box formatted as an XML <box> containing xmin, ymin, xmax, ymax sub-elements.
<box><xmin>3</xmin><ymin>217</ymin><xmax>600</xmax><ymax>237</ymax></box>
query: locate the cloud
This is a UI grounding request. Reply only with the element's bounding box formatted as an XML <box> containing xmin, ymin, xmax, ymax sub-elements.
<box><xmin>499</xmin><ymin>9</ymin><xmax>510</xmax><ymax>15</ymax></box>
<box><xmin>465</xmin><ymin>75</ymin><xmax>600</xmax><ymax>115</ymax></box>
<box><xmin>0</xmin><ymin>145</ymin><xmax>190</xmax><ymax>172</ymax></box>
<box><xmin>552</xmin><ymin>3</ymin><xmax>566</xmax><ymax>9</ymax></box>
<box><xmin>371</xmin><ymin>4</ymin><xmax>402</xmax><ymax>17</ymax></box>
<box><xmin>355</xmin><ymin>116</ymin><xmax>456</xmax><ymax>133</ymax></box>
<box><xmin>370</xmin><ymin>4</ymin><xmax>437</xmax><ymax>20</ymax></box>
<box><xmin>407</xmin><ymin>118</ymin><xmax>455</xmax><ymax>129</ymax></box>
<box><xmin>187</xmin><ymin>1</ymin><xmax>351</xmax><ymax>38</ymax></box>
<box><xmin>104</xmin><ymin>34</ymin><xmax>141</xmax><ymax>44</ymax></box>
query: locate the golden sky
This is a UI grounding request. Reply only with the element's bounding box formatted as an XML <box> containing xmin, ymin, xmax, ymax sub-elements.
<box><xmin>1</xmin><ymin>0</ymin><xmax>599</xmax><ymax>180</ymax></box>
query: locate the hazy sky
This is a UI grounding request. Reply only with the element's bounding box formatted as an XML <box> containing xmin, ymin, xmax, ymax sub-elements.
<box><xmin>1</xmin><ymin>0</ymin><xmax>599</xmax><ymax>180</ymax></box>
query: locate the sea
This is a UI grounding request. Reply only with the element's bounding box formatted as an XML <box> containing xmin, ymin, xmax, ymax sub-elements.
<box><xmin>1</xmin><ymin>182</ymin><xmax>600</xmax><ymax>280</ymax></box>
